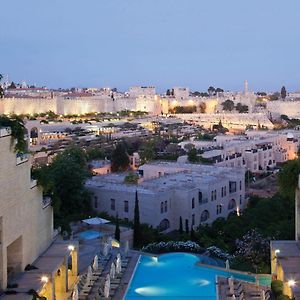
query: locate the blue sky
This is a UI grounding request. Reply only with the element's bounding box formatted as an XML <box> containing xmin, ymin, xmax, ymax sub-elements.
<box><xmin>1</xmin><ymin>0</ymin><xmax>300</xmax><ymax>92</ymax></box>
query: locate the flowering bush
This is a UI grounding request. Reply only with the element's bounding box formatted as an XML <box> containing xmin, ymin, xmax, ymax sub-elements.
<box><xmin>142</xmin><ymin>240</ymin><xmax>205</xmax><ymax>254</ymax></box>
<box><xmin>235</xmin><ymin>229</ymin><xmax>271</xmax><ymax>269</ymax></box>
<box><xmin>206</xmin><ymin>246</ymin><xmax>232</xmax><ymax>260</ymax></box>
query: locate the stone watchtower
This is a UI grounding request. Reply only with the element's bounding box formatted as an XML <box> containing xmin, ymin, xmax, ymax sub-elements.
<box><xmin>295</xmin><ymin>175</ymin><xmax>300</xmax><ymax>240</ymax></box>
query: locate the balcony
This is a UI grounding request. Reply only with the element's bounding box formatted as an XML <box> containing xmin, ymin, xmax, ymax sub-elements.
<box><xmin>0</xmin><ymin>127</ymin><xmax>11</xmax><ymax>138</ymax></box>
<box><xmin>30</xmin><ymin>179</ymin><xmax>37</xmax><ymax>189</ymax></box>
<box><xmin>42</xmin><ymin>197</ymin><xmax>52</xmax><ymax>209</ymax></box>
<box><xmin>16</xmin><ymin>153</ymin><xmax>29</xmax><ymax>165</ymax></box>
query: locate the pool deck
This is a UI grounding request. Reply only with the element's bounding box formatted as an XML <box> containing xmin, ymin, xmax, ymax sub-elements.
<box><xmin>216</xmin><ymin>276</ymin><xmax>270</xmax><ymax>300</ymax></box>
<box><xmin>112</xmin><ymin>250</ymin><xmax>140</xmax><ymax>300</ymax></box>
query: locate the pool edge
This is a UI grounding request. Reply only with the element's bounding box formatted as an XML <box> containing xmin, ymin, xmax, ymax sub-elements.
<box><xmin>122</xmin><ymin>253</ymin><xmax>141</xmax><ymax>300</ymax></box>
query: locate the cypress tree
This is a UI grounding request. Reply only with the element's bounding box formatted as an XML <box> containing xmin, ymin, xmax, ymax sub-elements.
<box><xmin>115</xmin><ymin>214</ymin><xmax>120</xmax><ymax>241</ymax></box>
<box><xmin>185</xmin><ymin>219</ymin><xmax>189</xmax><ymax>234</ymax></box>
<box><xmin>190</xmin><ymin>225</ymin><xmax>196</xmax><ymax>242</ymax></box>
<box><xmin>133</xmin><ymin>190</ymin><xmax>141</xmax><ymax>248</ymax></box>
<box><xmin>179</xmin><ymin>216</ymin><xmax>183</xmax><ymax>234</ymax></box>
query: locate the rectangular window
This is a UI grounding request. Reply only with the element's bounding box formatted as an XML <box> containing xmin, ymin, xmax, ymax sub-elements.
<box><xmin>224</xmin><ymin>186</ymin><xmax>227</xmax><ymax>196</ymax></box>
<box><xmin>161</xmin><ymin>202</ymin><xmax>164</xmax><ymax>214</ymax></box>
<box><xmin>164</xmin><ymin>201</ymin><xmax>168</xmax><ymax>212</ymax></box>
<box><xmin>239</xmin><ymin>181</ymin><xmax>242</xmax><ymax>190</ymax></box>
<box><xmin>124</xmin><ymin>200</ymin><xmax>129</xmax><ymax>213</ymax></box>
<box><xmin>192</xmin><ymin>198</ymin><xmax>195</xmax><ymax>209</ymax></box>
<box><xmin>229</xmin><ymin>181</ymin><xmax>237</xmax><ymax>193</ymax></box>
<box><xmin>211</xmin><ymin>191</ymin><xmax>214</xmax><ymax>201</ymax></box>
<box><xmin>192</xmin><ymin>214</ymin><xmax>195</xmax><ymax>226</ymax></box>
<box><xmin>111</xmin><ymin>198</ymin><xmax>115</xmax><ymax>211</ymax></box>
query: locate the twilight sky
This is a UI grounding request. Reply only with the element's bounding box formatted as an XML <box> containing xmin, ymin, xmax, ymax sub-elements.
<box><xmin>1</xmin><ymin>0</ymin><xmax>300</xmax><ymax>92</ymax></box>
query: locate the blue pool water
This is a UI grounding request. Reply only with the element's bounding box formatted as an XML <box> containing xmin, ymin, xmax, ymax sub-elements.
<box><xmin>125</xmin><ymin>253</ymin><xmax>266</xmax><ymax>300</ymax></box>
<box><xmin>79</xmin><ymin>230</ymin><xmax>103</xmax><ymax>240</ymax></box>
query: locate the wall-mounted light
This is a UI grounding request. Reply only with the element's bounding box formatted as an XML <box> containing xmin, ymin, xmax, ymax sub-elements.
<box><xmin>41</xmin><ymin>276</ymin><xmax>49</xmax><ymax>283</ymax></box>
<box><xmin>68</xmin><ymin>245</ymin><xmax>75</xmax><ymax>251</ymax></box>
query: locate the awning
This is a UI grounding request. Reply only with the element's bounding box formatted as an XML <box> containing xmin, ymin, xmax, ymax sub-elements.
<box><xmin>82</xmin><ymin>217</ymin><xmax>110</xmax><ymax>225</ymax></box>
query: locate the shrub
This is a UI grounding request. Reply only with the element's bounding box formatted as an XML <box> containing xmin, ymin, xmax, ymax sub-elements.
<box><xmin>277</xmin><ymin>295</ymin><xmax>291</xmax><ymax>300</ymax></box>
<box><xmin>142</xmin><ymin>240</ymin><xmax>205</xmax><ymax>254</ymax></box>
<box><xmin>271</xmin><ymin>280</ymin><xmax>284</xmax><ymax>297</ymax></box>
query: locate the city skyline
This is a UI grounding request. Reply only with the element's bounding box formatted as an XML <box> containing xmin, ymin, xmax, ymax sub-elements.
<box><xmin>1</xmin><ymin>0</ymin><xmax>300</xmax><ymax>91</ymax></box>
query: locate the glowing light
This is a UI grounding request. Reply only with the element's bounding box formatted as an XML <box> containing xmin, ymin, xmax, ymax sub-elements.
<box><xmin>152</xmin><ymin>256</ymin><xmax>158</xmax><ymax>263</ymax></box>
<box><xmin>192</xmin><ymin>279</ymin><xmax>210</xmax><ymax>286</ymax></box>
<box><xmin>288</xmin><ymin>280</ymin><xmax>296</xmax><ymax>287</ymax></box>
<box><xmin>275</xmin><ymin>249</ymin><xmax>280</xmax><ymax>255</ymax></box>
<box><xmin>236</xmin><ymin>207</ymin><xmax>240</xmax><ymax>216</ymax></box>
<box><xmin>135</xmin><ymin>286</ymin><xmax>167</xmax><ymax>296</ymax></box>
<box><xmin>68</xmin><ymin>245</ymin><xmax>75</xmax><ymax>251</ymax></box>
<box><xmin>41</xmin><ymin>276</ymin><xmax>49</xmax><ymax>283</ymax></box>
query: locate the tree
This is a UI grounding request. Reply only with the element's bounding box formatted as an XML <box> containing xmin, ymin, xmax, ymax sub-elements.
<box><xmin>221</xmin><ymin>99</ymin><xmax>235</xmax><ymax>111</ymax></box>
<box><xmin>208</xmin><ymin>86</ymin><xmax>215</xmax><ymax>96</ymax></box>
<box><xmin>179</xmin><ymin>216</ymin><xmax>183</xmax><ymax>234</ymax></box>
<box><xmin>188</xmin><ymin>147</ymin><xmax>198</xmax><ymax>162</ymax></box>
<box><xmin>199</xmin><ymin>102</ymin><xmax>206</xmax><ymax>113</ymax></box>
<box><xmin>0</xmin><ymin>74</ymin><xmax>4</xmax><ymax>98</ymax></box>
<box><xmin>115</xmin><ymin>214</ymin><xmax>121</xmax><ymax>241</ymax></box>
<box><xmin>190</xmin><ymin>225</ymin><xmax>196</xmax><ymax>241</ymax></box>
<box><xmin>8</xmin><ymin>82</ymin><xmax>16</xmax><ymax>89</ymax></box>
<box><xmin>235</xmin><ymin>229</ymin><xmax>270</xmax><ymax>272</ymax></box>
<box><xmin>215</xmin><ymin>88</ymin><xmax>224</xmax><ymax>94</ymax></box>
<box><xmin>281</xmin><ymin>86</ymin><xmax>287</xmax><ymax>99</ymax></box>
<box><xmin>133</xmin><ymin>190</ymin><xmax>141</xmax><ymax>248</ymax></box>
<box><xmin>185</xmin><ymin>219</ymin><xmax>189</xmax><ymax>234</ymax></box>
<box><xmin>278</xmin><ymin>159</ymin><xmax>300</xmax><ymax>200</ymax></box>
<box><xmin>235</xmin><ymin>103</ymin><xmax>249</xmax><ymax>113</ymax></box>
<box><xmin>0</xmin><ymin>115</ymin><xmax>27</xmax><ymax>152</ymax></box>
<box><xmin>111</xmin><ymin>143</ymin><xmax>130</xmax><ymax>172</ymax></box>
<box><xmin>33</xmin><ymin>146</ymin><xmax>92</xmax><ymax>225</ymax></box>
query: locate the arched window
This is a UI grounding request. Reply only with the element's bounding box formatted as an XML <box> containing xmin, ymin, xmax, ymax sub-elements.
<box><xmin>30</xmin><ymin>127</ymin><xmax>39</xmax><ymax>145</ymax></box>
<box><xmin>158</xmin><ymin>219</ymin><xmax>170</xmax><ymax>231</ymax></box>
<box><xmin>228</xmin><ymin>199</ymin><xmax>236</xmax><ymax>210</ymax></box>
<box><xmin>200</xmin><ymin>210</ymin><xmax>210</xmax><ymax>222</ymax></box>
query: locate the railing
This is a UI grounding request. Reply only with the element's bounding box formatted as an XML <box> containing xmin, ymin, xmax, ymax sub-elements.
<box><xmin>16</xmin><ymin>153</ymin><xmax>29</xmax><ymax>165</ymax></box>
<box><xmin>30</xmin><ymin>179</ymin><xmax>37</xmax><ymax>189</ymax></box>
<box><xmin>0</xmin><ymin>127</ymin><xmax>11</xmax><ymax>138</ymax></box>
<box><xmin>42</xmin><ymin>196</ymin><xmax>52</xmax><ymax>209</ymax></box>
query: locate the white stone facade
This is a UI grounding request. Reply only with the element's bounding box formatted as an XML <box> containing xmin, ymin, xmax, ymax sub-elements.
<box><xmin>86</xmin><ymin>163</ymin><xmax>245</xmax><ymax>232</ymax></box>
<box><xmin>0</xmin><ymin>130</ymin><xmax>53</xmax><ymax>289</ymax></box>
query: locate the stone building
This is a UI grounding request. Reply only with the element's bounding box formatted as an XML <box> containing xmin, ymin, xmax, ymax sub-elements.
<box><xmin>87</xmin><ymin>162</ymin><xmax>245</xmax><ymax>232</ymax></box>
<box><xmin>0</xmin><ymin>127</ymin><xmax>53</xmax><ymax>289</ymax></box>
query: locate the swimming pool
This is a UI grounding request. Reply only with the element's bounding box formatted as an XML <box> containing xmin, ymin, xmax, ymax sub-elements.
<box><xmin>78</xmin><ymin>230</ymin><xmax>103</xmax><ymax>240</ymax></box>
<box><xmin>125</xmin><ymin>253</ymin><xmax>268</xmax><ymax>300</ymax></box>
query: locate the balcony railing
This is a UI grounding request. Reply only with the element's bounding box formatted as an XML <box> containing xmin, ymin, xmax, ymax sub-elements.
<box><xmin>0</xmin><ymin>127</ymin><xmax>11</xmax><ymax>138</ymax></box>
<box><xmin>16</xmin><ymin>153</ymin><xmax>29</xmax><ymax>165</ymax></box>
<box><xmin>30</xmin><ymin>179</ymin><xmax>37</xmax><ymax>189</ymax></box>
<box><xmin>42</xmin><ymin>197</ymin><xmax>52</xmax><ymax>209</ymax></box>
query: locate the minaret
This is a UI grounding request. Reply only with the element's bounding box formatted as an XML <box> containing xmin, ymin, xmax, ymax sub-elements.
<box><xmin>244</xmin><ymin>80</ymin><xmax>249</xmax><ymax>95</ymax></box>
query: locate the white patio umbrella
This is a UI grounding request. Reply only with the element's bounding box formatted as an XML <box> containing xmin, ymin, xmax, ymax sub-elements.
<box><xmin>102</xmin><ymin>242</ymin><xmax>109</xmax><ymax>257</ymax></box>
<box><xmin>228</xmin><ymin>277</ymin><xmax>234</xmax><ymax>295</ymax></box>
<box><xmin>72</xmin><ymin>284</ymin><xmax>79</xmax><ymax>300</ymax></box>
<box><xmin>82</xmin><ymin>217</ymin><xmax>110</xmax><ymax>226</ymax></box>
<box><xmin>225</xmin><ymin>259</ymin><xmax>230</xmax><ymax>270</ymax></box>
<box><xmin>110</xmin><ymin>262</ymin><xmax>116</xmax><ymax>279</ymax></box>
<box><xmin>93</xmin><ymin>255</ymin><xmax>99</xmax><ymax>271</ymax></box>
<box><xmin>104</xmin><ymin>274</ymin><xmax>110</xmax><ymax>298</ymax></box>
<box><xmin>86</xmin><ymin>266</ymin><xmax>93</xmax><ymax>285</ymax></box>
<box><xmin>124</xmin><ymin>240</ymin><xmax>129</xmax><ymax>254</ymax></box>
<box><xmin>116</xmin><ymin>253</ymin><xmax>122</xmax><ymax>274</ymax></box>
